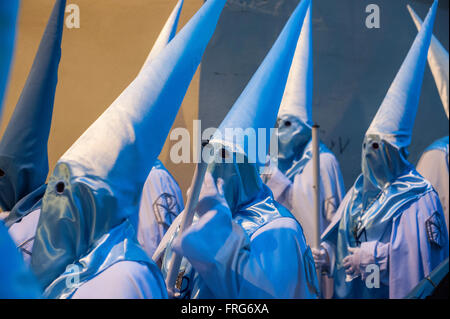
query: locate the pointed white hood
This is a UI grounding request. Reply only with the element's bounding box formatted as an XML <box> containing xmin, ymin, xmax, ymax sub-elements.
<box><xmin>407</xmin><ymin>4</ymin><xmax>449</xmax><ymax>119</ymax></box>
<box><xmin>278</xmin><ymin>1</ymin><xmax>313</xmax><ymax>129</ymax></box>
<box><xmin>139</xmin><ymin>0</ymin><xmax>184</xmax><ymax>73</ymax></box>
<box><xmin>30</xmin><ymin>0</ymin><xmax>227</xmax><ymax>290</ymax></box>
<box><xmin>0</xmin><ymin>0</ymin><xmax>66</xmax><ymax>211</ymax></box>
<box><xmin>210</xmin><ymin>0</ymin><xmax>312</xmax><ymax>166</ymax></box>
<box><xmin>366</xmin><ymin>0</ymin><xmax>438</xmax><ymax>149</ymax></box>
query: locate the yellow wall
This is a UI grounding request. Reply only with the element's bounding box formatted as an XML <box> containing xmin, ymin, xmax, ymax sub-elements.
<box><xmin>1</xmin><ymin>0</ymin><xmax>203</xmax><ymax>201</ymax></box>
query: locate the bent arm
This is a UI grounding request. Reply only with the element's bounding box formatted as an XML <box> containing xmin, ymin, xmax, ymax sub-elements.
<box><xmin>173</xmin><ymin>203</ymin><xmax>315</xmax><ymax>298</ymax></box>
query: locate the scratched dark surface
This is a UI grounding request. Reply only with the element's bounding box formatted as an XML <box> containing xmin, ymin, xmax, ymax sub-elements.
<box><xmin>199</xmin><ymin>0</ymin><xmax>449</xmax><ymax>190</ymax></box>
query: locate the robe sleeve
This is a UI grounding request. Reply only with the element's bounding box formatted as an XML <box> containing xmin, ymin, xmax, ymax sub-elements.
<box><xmin>321</xmin><ymin>240</ymin><xmax>337</xmax><ymax>277</ymax></box>
<box><xmin>8</xmin><ymin>209</ymin><xmax>41</xmax><ymax>266</ymax></box>
<box><xmin>71</xmin><ymin>261</ymin><xmax>167</xmax><ymax>299</ymax></box>
<box><xmin>389</xmin><ymin>191</ymin><xmax>449</xmax><ymax>298</ymax></box>
<box><xmin>173</xmin><ymin>203</ymin><xmax>318</xmax><ymax>298</ymax></box>
<box><xmin>265</xmin><ymin>153</ymin><xmax>345</xmax><ymax>248</ymax></box>
<box><xmin>291</xmin><ymin>153</ymin><xmax>345</xmax><ymax>244</ymax></box>
<box><xmin>318</xmin><ymin>153</ymin><xmax>345</xmax><ymax>222</ymax></box>
<box><xmin>264</xmin><ymin>165</ymin><xmax>293</xmax><ymax>210</ymax></box>
<box><xmin>138</xmin><ymin>167</ymin><xmax>184</xmax><ymax>258</ymax></box>
<box><xmin>358</xmin><ymin>241</ymin><xmax>389</xmax><ymax>285</ymax></box>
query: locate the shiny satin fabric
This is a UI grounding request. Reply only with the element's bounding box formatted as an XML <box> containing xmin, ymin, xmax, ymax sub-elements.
<box><xmin>407</xmin><ymin>4</ymin><xmax>449</xmax><ymax>119</ymax></box>
<box><xmin>0</xmin><ymin>222</ymin><xmax>42</xmax><ymax>298</ymax></box>
<box><xmin>164</xmin><ymin>194</ymin><xmax>306</xmax><ymax>299</ymax></box>
<box><xmin>162</xmin><ymin>145</ymin><xmax>319</xmax><ymax>298</ymax></box>
<box><xmin>165</xmin><ymin>189</ymin><xmax>320</xmax><ymax>299</ymax></box>
<box><xmin>0</xmin><ymin>0</ymin><xmax>19</xmax><ymax>114</ymax></box>
<box><xmin>281</xmin><ymin>138</ymin><xmax>332</xmax><ymax>182</ymax></box>
<box><xmin>209</xmin><ymin>0</ymin><xmax>311</xmax><ymax>167</ymax></box>
<box><xmin>31</xmin><ymin>162</ymin><xmax>142</xmax><ymax>290</ymax></box>
<box><xmin>0</xmin><ymin>0</ymin><xmax>65</xmax><ymax>212</ymax></box>
<box><xmin>365</xmin><ymin>1</ymin><xmax>437</xmax><ymax>150</ymax></box>
<box><xmin>30</xmin><ymin>0</ymin><xmax>226</xmax><ymax>292</ymax></box>
<box><xmin>30</xmin><ymin>163</ymin><xmax>164</xmax><ymax>298</ymax></box>
<box><xmin>276</xmin><ymin>114</ymin><xmax>311</xmax><ymax>171</ymax></box>
<box><xmin>361</xmin><ymin>134</ymin><xmax>411</xmax><ymax>209</ymax></box>
<box><xmin>357</xmin><ymin>134</ymin><xmax>425</xmax><ymax>237</ymax></box>
<box><xmin>206</xmin><ymin>146</ymin><xmax>285</xmax><ymax>237</ymax></box>
<box><xmin>326</xmin><ymin>165</ymin><xmax>434</xmax><ymax>298</ymax></box>
<box><xmin>206</xmin><ymin>145</ymin><xmax>263</xmax><ymax>213</ymax></box>
<box><xmin>161</xmin><ymin>180</ymin><xmax>309</xmax><ymax>298</ymax></box>
<box><xmin>3</xmin><ymin>184</ymin><xmax>46</xmax><ymax>228</ymax></box>
<box><xmin>43</xmin><ymin>219</ymin><xmax>165</xmax><ymax>299</ymax></box>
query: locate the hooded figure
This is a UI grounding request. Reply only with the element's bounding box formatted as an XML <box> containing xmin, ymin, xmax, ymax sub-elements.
<box><xmin>137</xmin><ymin>0</ymin><xmax>185</xmax><ymax>260</ymax></box>
<box><xmin>314</xmin><ymin>0</ymin><xmax>448</xmax><ymax>299</ymax></box>
<box><xmin>0</xmin><ymin>1</ymin><xmax>42</xmax><ymax>300</ymax></box>
<box><xmin>0</xmin><ymin>0</ymin><xmax>65</xmax><ymax>270</ymax></box>
<box><xmin>409</xmin><ymin>4</ymin><xmax>449</xmax><ymax>235</ymax></box>
<box><xmin>262</xmin><ymin>1</ymin><xmax>345</xmax><ymax>251</ymax></box>
<box><xmin>160</xmin><ymin>0</ymin><xmax>319</xmax><ymax>299</ymax></box>
<box><xmin>3</xmin><ymin>0</ymin><xmax>184</xmax><ymax>267</ymax></box>
<box><xmin>29</xmin><ymin>0</ymin><xmax>226</xmax><ymax>299</ymax></box>
<box><xmin>0</xmin><ymin>0</ymin><xmax>19</xmax><ymax>116</ymax></box>
<box><xmin>0</xmin><ymin>0</ymin><xmax>65</xmax><ymax>227</ymax></box>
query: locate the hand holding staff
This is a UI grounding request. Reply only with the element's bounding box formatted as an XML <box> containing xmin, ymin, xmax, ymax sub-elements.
<box><xmin>165</xmin><ymin>141</ymin><xmax>213</xmax><ymax>297</ymax></box>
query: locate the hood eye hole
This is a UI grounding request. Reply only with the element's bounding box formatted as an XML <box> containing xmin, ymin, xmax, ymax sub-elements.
<box><xmin>0</xmin><ymin>169</ymin><xmax>4</xmax><ymax>177</ymax></box>
<box><xmin>285</xmin><ymin>121</ymin><xmax>292</xmax><ymax>127</ymax></box>
<box><xmin>372</xmin><ymin>142</ymin><xmax>379</xmax><ymax>149</ymax></box>
<box><xmin>201</xmin><ymin>140</ymin><xmax>209</xmax><ymax>148</ymax></box>
<box><xmin>56</xmin><ymin>182</ymin><xmax>65</xmax><ymax>194</ymax></box>
<box><xmin>220</xmin><ymin>148</ymin><xmax>228</xmax><ymax>159</ymax></box>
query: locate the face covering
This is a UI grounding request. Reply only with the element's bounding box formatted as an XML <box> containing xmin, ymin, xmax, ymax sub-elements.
<box><xmin>361</xmin><ymin>134</ymin><xmax>410</xmax><ymax>209</ymax></box>
<box><xmin>276</xmin><ymin>114</ymin><xmax>312</xmax><ymax>169</ymax></box>
<box><xmin>207</xmin><ymin>145</ymin><xmax>263</xmax><ymax>213</ymax></box>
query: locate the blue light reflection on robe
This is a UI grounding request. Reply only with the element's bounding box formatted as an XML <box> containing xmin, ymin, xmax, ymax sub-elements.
<box><xmin>162</xmin><ymin>181</ymin><xmax>319</xmax><ymax>299</ymax></box>
<box><xmin>0</xmin><ymin>222</ymin><xmax>42</xmax><ymax>299</ymax></box>
<box><xmin>30</xmin><ymin>0</ymin><xmax>227</xmax><ymax>296</ymax></box>
<box><xmin>322</xmin><ymin>167</ymin><xmax>449</xmax><ymax>298</ymax></box>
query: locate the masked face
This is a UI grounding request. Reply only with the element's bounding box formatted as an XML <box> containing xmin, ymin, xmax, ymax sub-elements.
<box><xmin>361</xmin><ymin>134</ymin><xmax>410</xmax><ymax>206</ymax></box>
<box><xmin>276</xmin><ymin>114</ymin><xmax>311</xmax><ymax>162</ymax></box>
<box><xmin>30</xmin><ymin>162</ymin><xmax>126</xmax><ymax>289</ymax></box>
<box><xmin>207</xmin><ymin>145</ymin><xmax>263</xmax><ymax>213</ymax></box>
